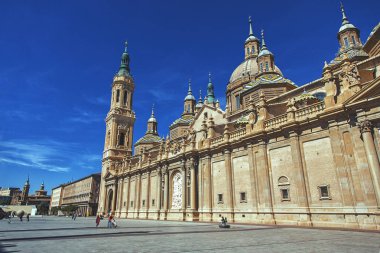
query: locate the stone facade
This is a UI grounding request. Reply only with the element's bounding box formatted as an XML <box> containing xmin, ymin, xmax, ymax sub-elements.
<box><xmin>98</xmin><ymin>8</ymin><xmax>380</xmax><ymax>230</ymax></box>
<box><xmin>60</xmin><ymin>174</ymin><xmax>101</xmax><ymax>216</ymax></box>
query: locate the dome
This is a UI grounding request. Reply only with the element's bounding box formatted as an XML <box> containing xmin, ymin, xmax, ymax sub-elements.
<box><xmin>184</xmin><ymin>94</ymin><xmax>195</xmax><ymax>101</ymax></box>
<box><xmin>258</xmin><ymin>48</ymin><xmax>273</xmax><ymax>57</ymax></box>
<box><xmin>148</xmin><ymin>116</ymin><xmax>156</xmax><ymax>123</ymax></box>
<box><xmin>339</xmin><ymin>23</ymin><xmax>357</xmax><ymax>33</ymax></box>
<box><xmin>229</xmin><ymin>57</ymin><xmax>282</xmax><ymax>83</ymax></box>
<box><xmin>245</xmin><ymin>35</ymin><xmax>259</xmax><ymax>43</ymax></box>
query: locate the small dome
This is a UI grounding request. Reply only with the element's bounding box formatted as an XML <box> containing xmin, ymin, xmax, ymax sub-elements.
<box><xmin>258</xmin><ymin>48</ymin><xmax>273</xmax><ymax>57</ymax></box>
<box><xmin>245</xmin><ymin>35</ymin><xmax>259</xmax><ymax>43</ymax></box>
<box><xmin>184</xmin><ymin>94</ymin><xmax>196</xmax><ymax>101</ymax></box>
<box><xmin>339</xmin><ymin>23</ymin><xmax>357</xmax><ymax>33</ymax></box>
<box><xmin>229</xmin><ymin>57</ymin><xmax>282</xmax><ymax>83</ymax></box>
<box><xmin>196</xmin><ymin>102</ymin><xmax>203</xmax><ymax>109</ymax></box>
<box><xmin>148</xmin><ymin>116</ymin><xmax>156</xmax><ymax>123</ymax></box>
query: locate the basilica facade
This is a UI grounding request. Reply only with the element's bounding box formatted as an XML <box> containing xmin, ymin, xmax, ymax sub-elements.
<box><xmin>98</xmin><ymin>6</ymin><xmax>380</xmax><ymax>230</ymax></box>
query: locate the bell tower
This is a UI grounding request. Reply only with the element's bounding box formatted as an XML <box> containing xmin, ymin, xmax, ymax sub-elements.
<box><xmin>98</xmin><ymin>41</ymin><xmax>136</xmax><ymax>214</ymax></box>
<box><xmin>103</xmin><ymin>41</ymin><xmax>135</xmax><ymax>163</ymax></box>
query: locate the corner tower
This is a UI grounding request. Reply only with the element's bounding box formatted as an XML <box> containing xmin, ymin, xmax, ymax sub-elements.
<box><xmin>103</xmin><ymin>41</ymin><xmax>136</xmax><ymax>166</ymax></box>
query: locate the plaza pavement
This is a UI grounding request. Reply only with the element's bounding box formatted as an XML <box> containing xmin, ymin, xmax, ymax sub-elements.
<box><xmin>0</xmin><ymin>216</ymin><xmax>379</xmax><ymax>253</ymax></box>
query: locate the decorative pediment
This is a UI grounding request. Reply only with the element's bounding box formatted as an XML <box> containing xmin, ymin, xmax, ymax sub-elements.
<box><xmin>344</xmin><ymin>76</ymin><xmax>380</xmax><ymax>106</ymax></box>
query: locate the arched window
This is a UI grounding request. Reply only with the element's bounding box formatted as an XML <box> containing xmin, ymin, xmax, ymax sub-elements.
<box><xmin>118</xmin><ymin>132</ymin><xmax>125</xmax><ymax>146</ymax></box>
<box><xmin>265</xmin><ymin>62</ymin><xmax>269</xmax><ymax>71</ymax></box>
<box><xmin>123</xmin><ymin>91</ymin><xmax>128</xmax><ymax>105</ymax></box>
<box><xmin>260</xmin><ymin>62</ymin><xmax>263</xmax><ymax>72</ymax></box>
<box><xmin>246</xmin><ymin>47</ymin><xmax>250</xmax><ymax>55</ymax></box>
<box><xmin>351</xmin><ymin>35</ymin><xmax>356</xmax><ymax>46</ymax></box>
<box><xmin>251</xmin><ymin>46</ymin><xmax>255</xmax><ymax>54</ymax></box>
<box><xmin>278</xmin><ymin>176</ymin><xmax>290</xmax><ymax>201</ymax></box>
<box><xmin>344</xmin><ymin>37</ymin><xmax>349</xmax><ymax>48</ymax></box>
<box><xmin>116</xmin><ymin>89</ymin><xmax>120</xmax><ymax>103</ymax></box>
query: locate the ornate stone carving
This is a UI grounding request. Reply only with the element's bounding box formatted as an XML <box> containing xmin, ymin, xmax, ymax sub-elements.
<box><xmin>171</xmin><ymin>172</ymin><xmax>182</xmax><ymax>209</ymax></box>
<box><xmin>359</xmin><ymin>120</ymin><xmax>373</xmax><ymax>134</ymax></box>
<box><xmin>339</xmin><ymin>61</ymin><xmax>361</xmax><ymax>93</ymax></box>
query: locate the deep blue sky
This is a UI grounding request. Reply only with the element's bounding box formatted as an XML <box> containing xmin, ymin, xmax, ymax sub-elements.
<box><xmin>0</xmin><ymin>0</ymin><xmax>378</xmax><ymax>193</ymax></box>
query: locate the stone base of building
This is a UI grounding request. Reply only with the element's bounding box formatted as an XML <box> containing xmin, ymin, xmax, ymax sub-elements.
<box><xmin>105</xmin><ymin>210</ymin><xmax>380</xmax><ymax>230</ymax></box>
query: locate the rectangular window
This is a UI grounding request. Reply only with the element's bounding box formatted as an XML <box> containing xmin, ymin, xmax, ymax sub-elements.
<box><xmin>217</xmin><ymin>194</ymin><xmax>223</xmax><ymax>204</ymax></box>
<box><xmin>240</xmin><ymin>192</ymin><xmax>247</xmax><ymax>203</ymax></box>
<box><xmin>152</xmin><ymin>199</ymin><xmax>155</xmax><ymax>206</ymax></box>
<box><xmin>118</xmin><ymin>133</ymin><xmax>125</xmax><ymax>146</ymax></box>
<box><xmin>265</xmin><ymin>62</ymin><xmax>269</xmax><ymax>71</ymax></box>
<box><xmin>351</xmin><ymin>36</ymin><xmax>356</xmax><ymax>46</ymax></box>
<box><xmin>123</xmin><ymin>201</ymin><xmax>126</xmax><ymax>207</ymax></box>
<box><xmin>344</xmin><ymin>37</ymin><xmax>349</xmax><ymax>48</ymax></box>
<box><xmin>251</xmin><ymin>46</ymin><xmax>255</xmax><ymax>54</ymax></box>
<box><xmin>116</xmin><ymin>89</ymin><xmax>120</xmax><ymax>103</ymax></box>
<box><xmin>246</xmin><ymin>47</ymin><xmax>250</xmax><ymax>55</ymax></box>
<box><xmin>142</xmin><ymin>200</ymin><xmax>145</xmax><ymax>207</ymax></box>
<box><xmin>123</xmin><ymin>92</ymin><xmax>128</xmax><ymax>105</ymax></box>
<box><xmin>260</xmin><ymin>62</ymin><xmax>263</xmax><ymax>72</ymax></box>
<box><xmin>130</xmin><ymin>201</ymin><xmax>133</xmax><ymax>207</ymax></box>
<box><xmin>235</xmin><ymin>95</ymin><xmax>240</xmax><ymax>110</ymax></box>
<box><xmin>281</xmin><ymin>189</ymin><xmax>290</xmax><ymax>201</ymax></box>
<box><xmin>318</xmin><ymin>185</ymin><xmax>331</xmax><ymax>200</ymax></box>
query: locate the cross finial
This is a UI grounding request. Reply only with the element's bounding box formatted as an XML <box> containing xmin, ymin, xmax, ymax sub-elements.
<box><xmin>340</xmin><ymin>2</ymin><xmax>349</xmax><ymax>24</ymax></box>
<box><xmin>249</xmin><ymin>16</ymin><xmax>253</xmax><ymax>36</ymax></box>
<box><xmin>208</xmin><ymin>72</ymin><xmax>212</xmax><ymax>83</ymax></box>
<box><xmin>124</xmin><ymin>40</ymin><xmax>128</xmax><ymax>52</ymax></box>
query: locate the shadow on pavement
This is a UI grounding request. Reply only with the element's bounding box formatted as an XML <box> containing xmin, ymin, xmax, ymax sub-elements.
<box><xmin>0</xmin><ymin>243</ymin><xmax>19</xmax><ymax>253</ymax></box>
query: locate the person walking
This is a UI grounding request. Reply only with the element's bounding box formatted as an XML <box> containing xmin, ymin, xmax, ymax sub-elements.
<box><xmin>26</xmin><ymin>213</ymin><xmax>30</xmax><ymax>222</ymax></box>
<box><xmin>107</xmin><ymin>213</ymin><xmax>114</xmax><ymax>228</ymax></box>
<box><xmin>96</xmin><ymin>215</ymin><xmax>101</xmax><ymax>227</ymax></box>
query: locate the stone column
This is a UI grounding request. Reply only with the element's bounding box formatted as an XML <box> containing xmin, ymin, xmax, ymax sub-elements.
<box><xmin>156</xmin><ymin>168</ymin><xmax>162</xmax><ymax>212</ymax></box>
<box><xmin>112</xmin><ymin>178</ymin><xmax>118</xmax><ymax>213</ymax></box>
<box><xmin>190</xmin><ymin>159</ymin><xmax>197</xmax><ymax>210</ymax></box>
<box><xmin>256</xmin><ymin>139</ymin><xmax>275</xmax><ymax>224</ymax></box>
<box><xmin>289</xmin><ymin>131</ymin><xmax>312</xmax><ymax>226</ymax></box>
<box><xmin>137</xmin><ymin>172</ymin><xmax>142</xmax><ymax>214</ymax></box>
<box><xmin>247</xmin><ymin>142</ymin><xmax>259</xmax><ymax>212</ymax></box>
<box><xmin>117</xmin><ymin>177</ymin><xmax>124</xmax><ymax>217</ymax></box>
<box><xmin>204</xmin><ymin>154</ymin><xmax>212</xmax><ymax>213</ymax></box>
<box><xmin>163</xmin><ymin>167</ymin><xmax>169</xmax><ymax>212</ymax></box>
<box><xmin>126</xmin><ymin>176</ymin><xmax>131</xmax><ymax>214</ymax></box>
<box><xmin>181</xmin><ymin>160</ymin><xmax>187</xmax><ymax>211</ymax></box>
<box><xmin>146</xmin><ymin>171</ymin><xmax>151</xmax><ymax>213</ymax></box>
<box><xmin>224</xmin><ymin>149</ymin><xmax>234</xmax><ymax>220</ymax></box>
<box><xmin>359</xmin><ymin>120</ymin><xmax>380</xmax><ymax>207</ymax></box>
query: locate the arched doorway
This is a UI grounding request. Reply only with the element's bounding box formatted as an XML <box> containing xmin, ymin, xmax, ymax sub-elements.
<box><xmin>107</xmin><ymin>189</ymin><xmax>113</xmax><ymax>214</ymax></box>
<box><xmin>171</xmin><ymin>172</ymin><xmax>182</xmax><ymax>209</ymax></box>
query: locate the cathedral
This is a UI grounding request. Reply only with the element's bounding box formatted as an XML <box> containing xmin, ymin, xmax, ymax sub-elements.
<box><xmin>98</xmin><ymin>6</ymin><xmax>380</xmax><ymax>230</ymax></box>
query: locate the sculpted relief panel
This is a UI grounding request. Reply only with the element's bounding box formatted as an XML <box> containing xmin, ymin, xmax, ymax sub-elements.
<box><xmin>171</xmin><ymin>172</ymin><xmax>182</xmax><ymax>209</ymax></box>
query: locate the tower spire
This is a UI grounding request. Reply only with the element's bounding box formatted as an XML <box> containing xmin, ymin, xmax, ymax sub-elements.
<box><xmin>340</xmin><ymin>2</ymin><xmax>349</xmax><ymax>25</ymax></box>
<box><xmin>249</xmin><ymin>16</ymin><xmax>253</xmax><ymax>36</ymax></box>
<box><xmin>117</xmin><ymin>40</ymin><xmax>131</xmax><ymax>77</ymax></box>
<box><xmin>261</xmin><ymin>29</ymin><xmax>267</xmax><ymax>50</ymax></box>
<box><xmin>207</xmin><ymin>72</ymin><xmax>215</xmax><ymax>104</ymax></box>
<box><xmin>188</xmin><ymin>79</ymin><xmax>192</xmax><ymax>95</ymax></box>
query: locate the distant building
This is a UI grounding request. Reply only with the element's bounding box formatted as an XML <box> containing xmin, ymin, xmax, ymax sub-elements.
<box><xmin>60</xmin><ymin>173</ymin><xmax>101</xmax><ymax>216</ymax></box>
<box><xmin>49</xmin><ymin>185</ymin><xmax>64</xmax><ymax>213</ymax></box>
<box><xmin>0</xmin><ymin>187</ymin><xmax>21</xmax><ymax>205</ymax></box>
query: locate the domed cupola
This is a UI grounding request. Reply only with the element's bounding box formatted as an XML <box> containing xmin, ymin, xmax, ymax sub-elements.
<box><xmin>183</xmin><ymin>80</ymin><xmax>196</xmax><ymax>116</ymax></box>
<box><xmin>330</xmin><ymin>3</ymin><xmax>368</xmax><ymax>65</ymax></box>
<box><xmin>116</xmin><ymin>41</ymin><xmax>131</xmax><ymax>77</ymax></box>
<box><xmin>245</xmin><ymin>16</ymin><xmax>260</xmax><ymax>59</ymax></box>
<box><xmin>184</xmin><ymin>79</ymin><xmax>196</xmax><ymax>101</ymax></box>
<box><xmin>257</xmin><ymin>30</ymin><xmax>275</xmax><ymax>74</ymax></box>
